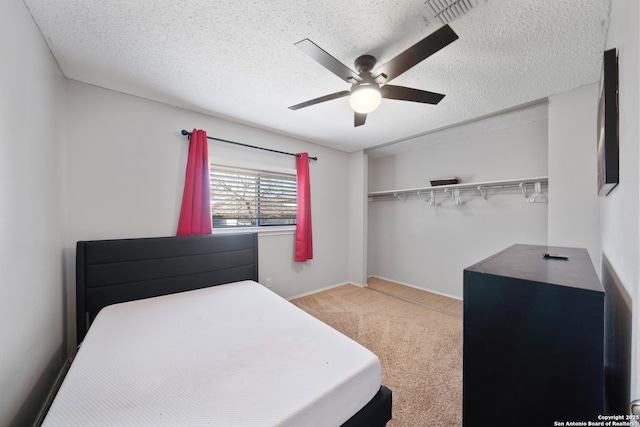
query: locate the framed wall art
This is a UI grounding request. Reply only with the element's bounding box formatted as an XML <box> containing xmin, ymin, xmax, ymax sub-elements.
<box><xmin>597</xmin><ymin>48</ymin><xmax>619</xmax><ymax>196</ymax></box>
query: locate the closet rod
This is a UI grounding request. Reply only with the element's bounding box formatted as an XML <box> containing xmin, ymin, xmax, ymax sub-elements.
<box><xmin>180</xmin><ymin>130</ymin><xmax>318</xmax><ymax>161</ymax></box>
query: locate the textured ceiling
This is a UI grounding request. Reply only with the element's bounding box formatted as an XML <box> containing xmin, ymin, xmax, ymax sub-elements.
<box><xmin>23</xmin><ymin>0</ymin><xmax>610</xmax><ymax>153</ymax></box>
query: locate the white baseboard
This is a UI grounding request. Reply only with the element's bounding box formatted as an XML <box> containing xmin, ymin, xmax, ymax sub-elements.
<box><xmin>286</xmin><ymin>277</ymin><xmax>463</xmax><ymax>301</ymax></box>
<box><xmin>286</xmin><ymin>281</ymin><xmax>364</xmax><ymax>301</ymax></box>
<box><xmin>367</xmin><ymin>275</ymin><xmax>463</xmax><ymax>301</ymax></box>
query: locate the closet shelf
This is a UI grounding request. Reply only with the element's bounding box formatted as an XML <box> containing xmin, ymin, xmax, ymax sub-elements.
<box><xmin>368</xmin><ymin>176</ymin><xmax>549</xmax><ymax>203</ymax></box>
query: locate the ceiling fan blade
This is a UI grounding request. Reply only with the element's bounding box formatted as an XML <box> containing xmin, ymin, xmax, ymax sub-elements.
<box><xmin>355</xmin><ymin>112</ymin><xmax>367</xmax><ymax>127</ymax></box>
<box><xmin>381</xmin><ymin>85</ymin><xmax>445</xmax><ymax>104</ymax></box>
<box><xmin>373</xmin><ymin>25</ymin><xmax>458</xmax><ymax>84</ymax></box>
<box><xmin>289</xmin><ymin>90</ymin><xmax>350</xmax><ymax>110</ymax></box>
<box><xmin>295</xmin><ymin>39</ymin><xmax>362</xmax><ymax>83</ymax></box>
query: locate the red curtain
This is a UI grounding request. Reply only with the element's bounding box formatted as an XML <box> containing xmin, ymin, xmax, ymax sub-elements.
<box><xmin>177</xmin><ymin>129</ymin><xmax>212</xmax><ymax>235</ymax></box>
<box><xmin>295</xmin><ymin>153</ymin><xmax>313</xmax><ymax>262</ymax></box>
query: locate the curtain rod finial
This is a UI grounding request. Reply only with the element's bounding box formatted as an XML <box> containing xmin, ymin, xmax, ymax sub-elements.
<box><xmin>181</xmin><ymin>129</ymin><xmax>190</xmax><ymax>136</ymax></box>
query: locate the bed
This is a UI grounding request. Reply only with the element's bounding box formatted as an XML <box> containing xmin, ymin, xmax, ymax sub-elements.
<box><xmin>42</xmin><ymin>233</ymin><xmax>392</xmax><ymax>426</ymax></box>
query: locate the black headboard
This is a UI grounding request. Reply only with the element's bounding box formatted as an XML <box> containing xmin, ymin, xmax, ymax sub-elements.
<box><xmin>76</xmin><ymin>233</ymin><xmax>258</xmax><ymax>344</ymax></box>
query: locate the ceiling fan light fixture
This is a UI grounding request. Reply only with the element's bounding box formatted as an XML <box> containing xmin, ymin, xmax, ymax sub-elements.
<box><xmin>349</xmin><ymin>84</ymin><xmax>382</xmax><ymax>114</ymax></box>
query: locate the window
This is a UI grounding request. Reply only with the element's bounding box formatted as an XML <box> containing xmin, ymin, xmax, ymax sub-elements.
<box><xmin>210</xmin><ymin>164</ymin><xmax>297</xmax><ymax>228</ymax></box>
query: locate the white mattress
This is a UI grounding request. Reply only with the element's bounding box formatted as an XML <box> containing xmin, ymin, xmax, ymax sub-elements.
<box><xmin>43</xmin><ymin>280</ymin><xmax>381</xmax><ymax>426</ymax></box>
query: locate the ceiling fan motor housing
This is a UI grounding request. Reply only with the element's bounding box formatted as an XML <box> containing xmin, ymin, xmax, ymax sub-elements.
<box><xmin>353</xmin><ymin>55</ymin><xmax>380</xmax><ymax>92</ymax></box>
<box><xmin>354</xmin><ymin>55</ymin><xmax>377</xmax><ymax>74</ymax></box>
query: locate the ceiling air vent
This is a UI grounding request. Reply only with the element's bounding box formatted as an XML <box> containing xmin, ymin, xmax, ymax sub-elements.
<box><xmin>419</xmin><ymin>0</ymin><xmax>488</xmax><ymax>25</ymax></box>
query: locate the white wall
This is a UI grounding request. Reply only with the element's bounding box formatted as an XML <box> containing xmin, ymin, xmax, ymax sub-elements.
<box><xmin>603</xmin><ymin>0</ymin><xmax>640</xmax><ymax>399</ymax></box>
<box><xmin>65</xmin><ymin>80</ymin><xmax>351</xmax><ymax>350</ymax></box>
<box><xmin>547</xmin><ymin>83</ymin><xmax>602</xmax><ymax>275</ymax></box>
<box><xmin>348</xmin><ymin>151</ymin><xmax>368</xmax><ymax>286</ymax></box>
<box><xmin>368</xmin><ymin>119</ymin><xmax>549</xmax><ymax>298</ymax></box>
<box><xmin>0</xmin><ymin>1</ymin><xmax>67</xmax><ymax>425</ymax></box>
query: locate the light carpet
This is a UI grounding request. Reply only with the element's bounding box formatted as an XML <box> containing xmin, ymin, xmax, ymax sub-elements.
<box><xmin>290</xmin><ymin>281</ymin><xmax>463</xmax><ymax>427</ymax></box>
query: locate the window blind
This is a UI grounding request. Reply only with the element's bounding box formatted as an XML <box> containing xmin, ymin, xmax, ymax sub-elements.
<box><xmin>210</xmin><ymin>165</ymin><xmax>297</xmax><ymax>228</ymax></box>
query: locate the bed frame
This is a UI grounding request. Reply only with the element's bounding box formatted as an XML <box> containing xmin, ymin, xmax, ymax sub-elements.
<box><xmin>75</xmin><ymin>232</ymin><xmax>391</xmax><ymax>426</ymax></box>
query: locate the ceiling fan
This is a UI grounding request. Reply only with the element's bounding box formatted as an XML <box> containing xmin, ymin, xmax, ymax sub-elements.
<box><xmin>289</xmin><ymin>24</ymin><xmax>459</xmax><ymax>127</ymax></box>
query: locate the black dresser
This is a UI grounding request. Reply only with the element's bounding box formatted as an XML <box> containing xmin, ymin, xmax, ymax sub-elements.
<box><xmin>463</xmin><ymin>244</ymin><xmax>604</xmax><ymax>426</ymax></box>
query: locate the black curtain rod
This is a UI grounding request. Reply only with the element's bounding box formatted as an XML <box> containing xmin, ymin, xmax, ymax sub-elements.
<box><xmin>180</xmin><ymin>130</ymin><xmax>318</xmax><ymax>161</ymax></box>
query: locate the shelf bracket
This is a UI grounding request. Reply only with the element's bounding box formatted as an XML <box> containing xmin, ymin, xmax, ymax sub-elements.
<box><xmin>393</xmin><ymin>192</ymin><xmax>407</xmax><ymax>203</ymax></box>
<box><xmin>477</xmin><ymin>185</ymin><xmax>487</xmax><ymax>201</ymax></box>
<box><xmin>445</xmin><ymin>188</ymin><xmax>462</xmax><ymax>206</ymax></box>
<box><xmin>527</xmin><ymin>182</ymin><xmax>548</xmax><ymax>203</ymax></box>
<box><xmin>519</xmin><ymin>182</ymin><xmax>528</xmax><ymax>199</ymax></box>
<box><xmin>419</xmin><ymin>190</ymin><xmax>436</xmax><ymax>206</ymax></box>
